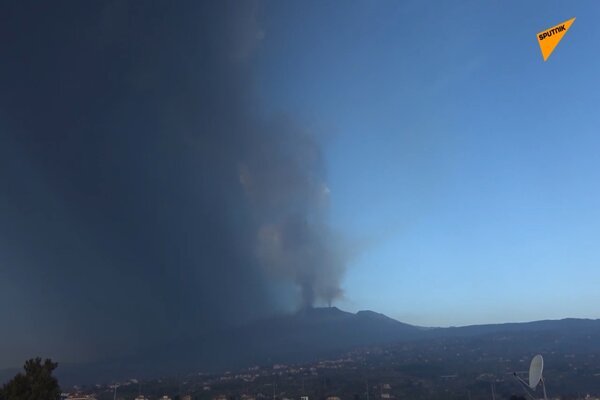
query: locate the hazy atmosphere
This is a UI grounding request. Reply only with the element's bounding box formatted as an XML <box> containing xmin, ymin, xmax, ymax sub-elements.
<box><xmin>2</xmin><ymin>0</ymin><xmax>600</xmax><ymax>375</ymax></box>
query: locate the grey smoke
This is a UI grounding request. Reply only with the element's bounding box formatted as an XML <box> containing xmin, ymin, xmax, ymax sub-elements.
<box><xmin>241</xmin><ymin>118</ymin><xmax>345</xmax><ymax>308</ymax></box>
<box><xmin>0</xmin><ymin>0</ymin><xmax>345</xmax><ymax>366</ymax></box>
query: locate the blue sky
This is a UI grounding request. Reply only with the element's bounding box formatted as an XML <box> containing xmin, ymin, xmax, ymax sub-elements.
<box><xmin>257</xmin><ymin>1</ymin><xmax>600</xmax><ymax>326</ymax></box>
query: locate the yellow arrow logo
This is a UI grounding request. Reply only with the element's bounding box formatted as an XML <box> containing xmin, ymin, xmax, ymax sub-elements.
<box><xmin>537</xmin><ymin>17</ymin><xmax>575</xmax><ymax>61</ymax></box>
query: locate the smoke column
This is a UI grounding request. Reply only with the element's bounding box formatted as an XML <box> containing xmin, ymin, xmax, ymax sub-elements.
<box><xmin>0</xmin><ymin>0</ymin><xmax>345</xmax><ymax>366</ymax></box>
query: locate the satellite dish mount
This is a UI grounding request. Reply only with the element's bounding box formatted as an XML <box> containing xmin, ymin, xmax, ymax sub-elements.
<box><xmin>513</xmin><ymin>354</ymin><xmax>548</xmax><ymax>400</ymax></box>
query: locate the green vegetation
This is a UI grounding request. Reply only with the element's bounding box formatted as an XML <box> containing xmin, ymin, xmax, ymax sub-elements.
<box><xmin>0</xmin><ymin>358</ymin><xmax>60</xmax><ymax>400</ymax></box>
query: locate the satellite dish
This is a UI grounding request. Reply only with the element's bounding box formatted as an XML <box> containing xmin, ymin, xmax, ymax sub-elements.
<box><xmin>528</xmin><ymin>354</ymin><xmax>544</xmax><ymax>389</ymax></box>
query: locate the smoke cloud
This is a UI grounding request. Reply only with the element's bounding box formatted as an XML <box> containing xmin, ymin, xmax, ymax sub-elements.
<box><xmin>241</xmin><ymin>118</ymin><xmax>345</xmax><ymax>308</ymax></box>
<box><xmin>0</xmin><ymin>1</ymin><xmax>345</xmax><ymax>366</ymax></box>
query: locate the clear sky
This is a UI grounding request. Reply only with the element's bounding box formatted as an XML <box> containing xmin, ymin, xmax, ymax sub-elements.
<box><xmin>257</xmin><ymin>0</ymin><xmax>600</xmax><ymax>326</ymax></box>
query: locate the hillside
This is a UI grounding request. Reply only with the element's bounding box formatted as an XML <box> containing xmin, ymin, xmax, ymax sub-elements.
<box><xmin>5</xmin><ymin>308</ymin><xmax>600</xmax><ymax>386</ymax></box>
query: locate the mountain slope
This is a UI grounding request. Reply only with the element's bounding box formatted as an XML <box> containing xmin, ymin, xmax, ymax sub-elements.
<box><xmin>27</xmin><ymin>308</ymin><xmax>600</xmax><ymax>385</ymax></box>
<box><xmin>237</xmin><ymin>307</ymin><xmax>421</xmax><ymax>364</ymax></box>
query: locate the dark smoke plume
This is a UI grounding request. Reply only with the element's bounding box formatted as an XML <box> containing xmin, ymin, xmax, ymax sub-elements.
<box><xmin>0</xmin><ymin>1</ymin><xmax>345</xmax><ymax>366</ymax></box>
<box><xmin>241</xmin><ymin>118</ymin><xmax>345</xmax><ymax>308</ymax></box>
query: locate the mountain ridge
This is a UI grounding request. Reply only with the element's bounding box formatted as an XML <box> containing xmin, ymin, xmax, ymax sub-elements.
<box><xmin>4</xmin><ymin>308</ymin><xmax>600</xmax><ymax>386</ymax></box>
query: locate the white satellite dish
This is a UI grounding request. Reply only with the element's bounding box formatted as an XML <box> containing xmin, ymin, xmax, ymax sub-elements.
<box><xmin>528</xmin><ymin>354</ymin><xmax>544</xmax><ymax>390</ymax></box>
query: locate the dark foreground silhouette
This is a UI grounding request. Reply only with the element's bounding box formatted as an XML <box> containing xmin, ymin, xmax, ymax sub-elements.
<box><xmin>0</xmin><ymin>358</ymin><xmax>60</xmax><ymax>400</ymax></box>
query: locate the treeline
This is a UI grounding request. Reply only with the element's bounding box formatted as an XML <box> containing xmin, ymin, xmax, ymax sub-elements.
<box><xmin>0</xmin><ymin>358</ymin><xmax>60</xmax><ymax>400</ymax></box>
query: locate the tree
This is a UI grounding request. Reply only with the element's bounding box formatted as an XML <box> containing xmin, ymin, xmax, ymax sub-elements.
<box><xmin>0</xmin><ymin>358</ymin><xmax>60</xmax><ymax>400</ymax></box>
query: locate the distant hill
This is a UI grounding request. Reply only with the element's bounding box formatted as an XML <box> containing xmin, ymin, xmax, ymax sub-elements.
<box><xmin>236</xmin><ymin>307</ymin><xmax>421</xmax><ymax>364</ymax></box>
<box><xmin>428</xmin><ymin>317</ymin><xmax>600</xmax><ymax>339</ymax></box>
<box><xmin>18</xmin><ymin>308</ymin><xmax>600</xmax><ymax>386</ymax></box>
